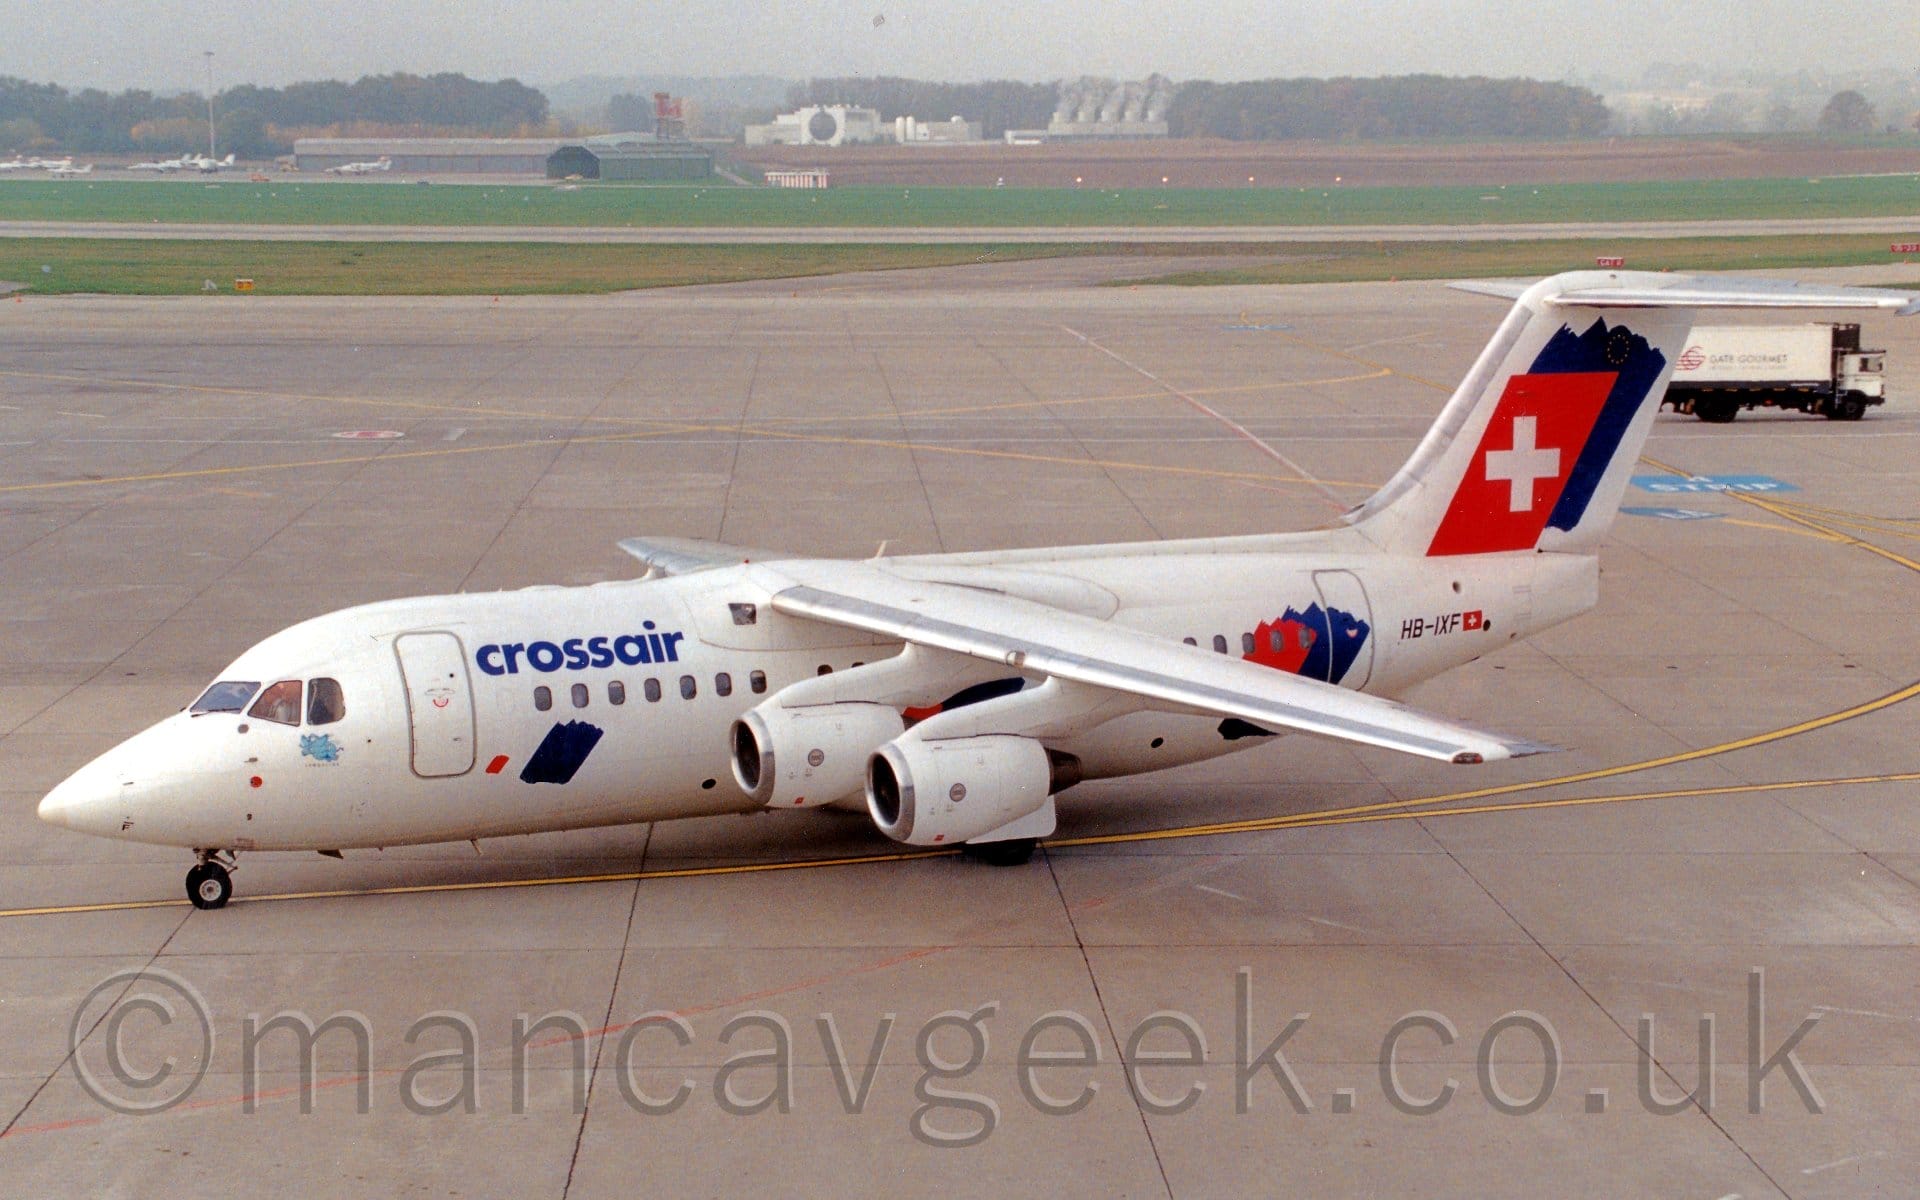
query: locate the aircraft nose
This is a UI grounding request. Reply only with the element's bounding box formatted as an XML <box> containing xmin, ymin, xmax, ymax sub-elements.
<box><xmin>38</xmin><ymin>756</ymin><xmax>127</xmax><ymax>836</ymax></box>
<box><xmin>35</xmin><ymin>784</ymin><xmax>71</xmax><ymax>827</ymax></box>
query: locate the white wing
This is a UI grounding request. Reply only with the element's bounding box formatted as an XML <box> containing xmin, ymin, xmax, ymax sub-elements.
<box><xmin>617</xmin><ymin>536</ymin><xmax>789</xmax><ymax>577</ymax></box>
<box><xmin>760</xmin><ymin>562</ymin><xmax>1555</xmax><ymax>765</ymax></box>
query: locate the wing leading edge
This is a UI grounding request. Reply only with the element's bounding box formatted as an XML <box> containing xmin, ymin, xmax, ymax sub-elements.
<box><xmin>761</xmin><ymin>564</ymin><xmax>1555</xmax><ymax>765</ymax></box>
<box><xmin>617</xmin><ymin>536</ymin><xmax>790</xmax><ymax>577</ymax></box>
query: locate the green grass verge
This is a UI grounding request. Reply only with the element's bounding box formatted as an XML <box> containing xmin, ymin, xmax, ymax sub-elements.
<box><xmin>1114</xmin><ymin>233</ymin><xmax>1920</xmax><ymax>286</ymax></box>
<box><xmin>2</xmin><ymin>234</ymin><xmax>1914</xmax><ymax>296</ymax></box>
<box><xmin>3</xmin><ymin>173</ymin><xmax>1920</xmax><ymax>228</ymax></box>
<box><xmin>0</xmin><ymin>239</ymin><xmax>1111</xmax><ymax>295</ymax></box>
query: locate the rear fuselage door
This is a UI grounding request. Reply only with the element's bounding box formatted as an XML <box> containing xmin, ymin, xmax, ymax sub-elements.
<box><xmin>1312</xmin><ymin>570</ymin><xmax>1376</xmax><ymax>690</ymax></box>
<box><xmin>394</xmin><ymin>631</ymin><xmax>476</xmax><ymax>777</ymax></box>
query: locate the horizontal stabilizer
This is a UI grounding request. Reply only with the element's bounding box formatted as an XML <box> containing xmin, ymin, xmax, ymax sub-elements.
<box><xmin>1452</xmin><ymin>273</ymin><xmax>1920</xmax><ymax>314</ymax></box>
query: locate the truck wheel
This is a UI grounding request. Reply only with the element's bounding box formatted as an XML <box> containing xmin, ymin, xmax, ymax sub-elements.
<box><xmin>1836</xmin><ymin>396</ymin><xmax>1867</xmax><ymax>421</ymax></box>
<box><xmin>1695</xmin><ymin>397</ymin><xmax>1739</xmax><ymax>424</ymax></box>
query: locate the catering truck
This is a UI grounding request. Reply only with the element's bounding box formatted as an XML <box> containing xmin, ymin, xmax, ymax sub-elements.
<box><xmin>1663</xmin><ymin>323</ymin><xmax>1886</xmax><ymax>422</ymax></box>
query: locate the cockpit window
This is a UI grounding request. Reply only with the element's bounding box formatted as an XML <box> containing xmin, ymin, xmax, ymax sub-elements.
<box><xmin>307</xmin><ymin>678</ymin><xmax>346</xmax><ymax>726</ymax></box>
<box><xmin>191</xmin><ymin>680</ymin><xmax>259</xmax><ymax>714</ymax></box>
<box><xmin>247</xmin><ymin>680</ymin><xmax>303</xmax><ymax>726</ymax></box>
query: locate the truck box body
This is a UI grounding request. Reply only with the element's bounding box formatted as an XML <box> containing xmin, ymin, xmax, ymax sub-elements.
<box><xmin>1663</xmin><ymin>322</ymin><xmax>1885</xmax><ymax>422</ymax></box>
<box><xmin>1672</xmin><ymin>325</ymin><xmax>1842</xmax><ymax>385</ymax></box>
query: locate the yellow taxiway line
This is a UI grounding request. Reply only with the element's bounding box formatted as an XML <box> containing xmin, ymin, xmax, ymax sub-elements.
<box><xmin>8</xmin><ymin>767</ymin><xmax>1917</xmax><ymax>919</ymax></box>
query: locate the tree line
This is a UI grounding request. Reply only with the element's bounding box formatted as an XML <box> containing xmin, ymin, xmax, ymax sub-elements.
<box><xmin>27</xmin><ymin>71</ymin><xmax>1903</xmax><ymax>156</ymax></box>
<box><xmin>0</xmin><ymin>73</ymin><xmax>548</xmax><ymax>157</ymax></box>
<box><xmin>1168</xmin><ymin>76</ymin><xmax>1611</xmax><ymax>139</ymax></box>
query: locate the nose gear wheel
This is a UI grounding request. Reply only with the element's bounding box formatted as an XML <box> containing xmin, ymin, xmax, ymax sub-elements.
<box><xmin>186</xmin><ymin>850</ymin><xmax>235</xmax><ymax>909</ymax></box>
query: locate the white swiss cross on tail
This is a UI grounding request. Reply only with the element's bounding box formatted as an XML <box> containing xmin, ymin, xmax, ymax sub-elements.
<box><xmin>1426</xmin><ymin>371</ymin><xmax>1615</xmax><ymax>556</ymax></box>
<box><xmin>1483</xmin><ymin>416</ymin><xmax>1561</xmax><ymax>513</ymax></box>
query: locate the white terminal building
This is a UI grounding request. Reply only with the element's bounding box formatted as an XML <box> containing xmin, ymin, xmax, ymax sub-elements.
<box><xmin>892</xmin><ymin>115</ymin><xmax>982</xmax><ymax>144</ymax></box>
<box><xmin>744</xmin><ymin>105</ymin><xmax>981</xmax><ymax>147</ymax></box>
<box><xmin>745</xmin><ymin>105</ymin><xmax>884</xmax><ymax>147</ymax></box>
<box><xmin>744</xmin><ymin>77</ymin><xmax>1172</xmax><ymax>150</ymax></box>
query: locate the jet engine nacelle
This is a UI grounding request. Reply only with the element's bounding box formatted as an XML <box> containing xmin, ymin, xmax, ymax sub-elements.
<box><xmin>731</xmin><ymin>702</ymin><xmax>905</xmax><ymax>808</ymax></box>
<box><xmin>865</xmin><ymin>734</ymin><xmax>1054</xmax><ymax>846</ymax></box>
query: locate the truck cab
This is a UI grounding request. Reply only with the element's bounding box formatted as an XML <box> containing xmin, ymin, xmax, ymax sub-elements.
<box><xmin>1833</xmin><ymin>323</ymin><xmax>1886</xmax><ymax>415</ymax></box>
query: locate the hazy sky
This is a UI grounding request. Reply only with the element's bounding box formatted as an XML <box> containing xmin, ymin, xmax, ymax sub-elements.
<box><xmin>4</xmin><ymin>0</ymin><xmax>1916</xmax><ymax>92</ymax></box>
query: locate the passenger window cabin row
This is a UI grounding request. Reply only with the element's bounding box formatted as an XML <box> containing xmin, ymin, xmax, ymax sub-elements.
<box><xmin>533</xmin><ymin>669</ymin><xmax>769</xmax><ymax>712</ymax></box>
<box><xmin>1183</xmin><ymin>628</ymin><xmax>1316</xmax><ymax>654</ymax></box>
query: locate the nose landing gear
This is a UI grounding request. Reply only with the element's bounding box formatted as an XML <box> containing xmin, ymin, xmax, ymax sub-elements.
<box><xmin>186</xmin><ymin>849</ymin><xmax>236</xmax><ymax>910</ymax></box>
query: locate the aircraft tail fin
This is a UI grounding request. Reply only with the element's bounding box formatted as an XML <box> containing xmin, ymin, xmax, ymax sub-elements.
<box><xmin>1345</xmin><ymin>272</ymin><xmax>1917</xmax><ymax>558</ymax></box>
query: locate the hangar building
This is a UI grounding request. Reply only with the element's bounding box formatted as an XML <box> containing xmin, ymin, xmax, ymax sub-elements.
<box><xmin>545</xmin><ymin>134</ymin><xmax>713</xmax><ymax>181</ymax></box>
<box><xmin>294</xmin><ymin>137</ymin><xmax>571</xmax><ymax>174</ymax></box>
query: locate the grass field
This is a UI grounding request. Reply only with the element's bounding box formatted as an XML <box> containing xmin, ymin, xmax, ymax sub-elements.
<box><xmin>0</xmin><ymin>239</ymin><xmax>1123</xmax><ymax>295</ymax></box>
<box><xmin>2</xmin><ymin>235</ymin><xmax>1914</xmax><ymax>296</ymax></box>
<box><xmin>4</xmin><ymin>174</ymin><xmax>1920</xmax><ymax>229</ymax></box>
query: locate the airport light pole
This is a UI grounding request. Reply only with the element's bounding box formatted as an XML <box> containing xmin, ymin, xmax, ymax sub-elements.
<box><xmin>204</xmin><ymin>50</ymin><xmax>216</xmax><ymax>158</ymax></box>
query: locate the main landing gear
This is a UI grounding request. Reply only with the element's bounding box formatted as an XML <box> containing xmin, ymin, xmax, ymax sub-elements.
<box><xmin>961</xmin><ymin>838</ymin><xmax>1039</xmax><ymax>867</ymax></box>
<box><xmin>186</xmin><ymin>849</ymin><xmax>235</xmax><ymax>910</ymax></box>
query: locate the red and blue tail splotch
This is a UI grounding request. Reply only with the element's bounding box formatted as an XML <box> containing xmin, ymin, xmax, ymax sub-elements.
<box><xmin>1221</xmin><ymin>602</ymin><xmax>1372</xmax><ymax>740</ymax></box>
<box><xmin>1246</xmin><ymin>603</ymin><xmax>1370</xmax><ymax>685</ymax></box>
<box><xmin>1427</xmin><ymin>317</ymin><xmax>1666</xmax><ymax>557</ymax></box>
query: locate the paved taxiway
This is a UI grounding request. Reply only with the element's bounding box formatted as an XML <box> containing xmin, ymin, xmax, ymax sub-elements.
<box><xmin>5</xmin><ymin>214</ymin><xmax>1920</xmax><ymax>244</ymax></box>
<box><xmin>5</xmin><ymin>270</ymin><xmax>1920</xmax><ymax>1196</ymax></box>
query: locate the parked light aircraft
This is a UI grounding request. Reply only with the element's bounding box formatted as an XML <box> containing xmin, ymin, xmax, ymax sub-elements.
<box><xmin>46</xmin><ymin>162</ymin><xmax>92</xmax><ymax>178</ymax></box>
<box><xmin>38</xmin><ymin>273</ymin><xmax>1919</xmax><ymax>909</ymax></box>
<box><xmin>326</xmin><ymin>156</ymin><xmax>392</xmax><ymax>175</ymax></box>
<box><xmin>128</xmin><ymin>155</ymin><xmax>190</xmax><ymax>173</ymax></box>
<box><xmin>187</xmin><ymin>152</ymin><xmax>237</xmax><ymax>173</ymax></box>
<box><xmin>0</xmin><ymin>155</ymin><xmax>31</xmax><ymax>172</ymax></box>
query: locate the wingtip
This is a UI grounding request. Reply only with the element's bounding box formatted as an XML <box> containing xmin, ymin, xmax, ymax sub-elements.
<box><xmin>1455</xmin><ymin>738</ymin><xmax>1563</xmax><ymax>765</ymax></box>
<box><xmin>1510</xmin><ymin>739</ymin><xmax>1566</xmax><ymax>759</ymax></box>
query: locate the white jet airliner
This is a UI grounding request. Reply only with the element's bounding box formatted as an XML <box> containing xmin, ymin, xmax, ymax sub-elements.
<box><xmin>38</xmin><ymin>272</ymin><xmax>1918</xmax><ymax>908</ymax></box>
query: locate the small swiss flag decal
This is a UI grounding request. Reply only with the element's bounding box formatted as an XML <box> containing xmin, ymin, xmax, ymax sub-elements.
<box><xmin>1462</xmin><ymin>610</ymin><xmax>1483</xmax><ymax>631</ymax></box>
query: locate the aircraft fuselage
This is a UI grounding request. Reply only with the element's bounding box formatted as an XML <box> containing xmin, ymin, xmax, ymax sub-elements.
<box><xmin>44</xmin><ymin>545</ymin><xmax>1591</xmax><ymax>853</ymax></box>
